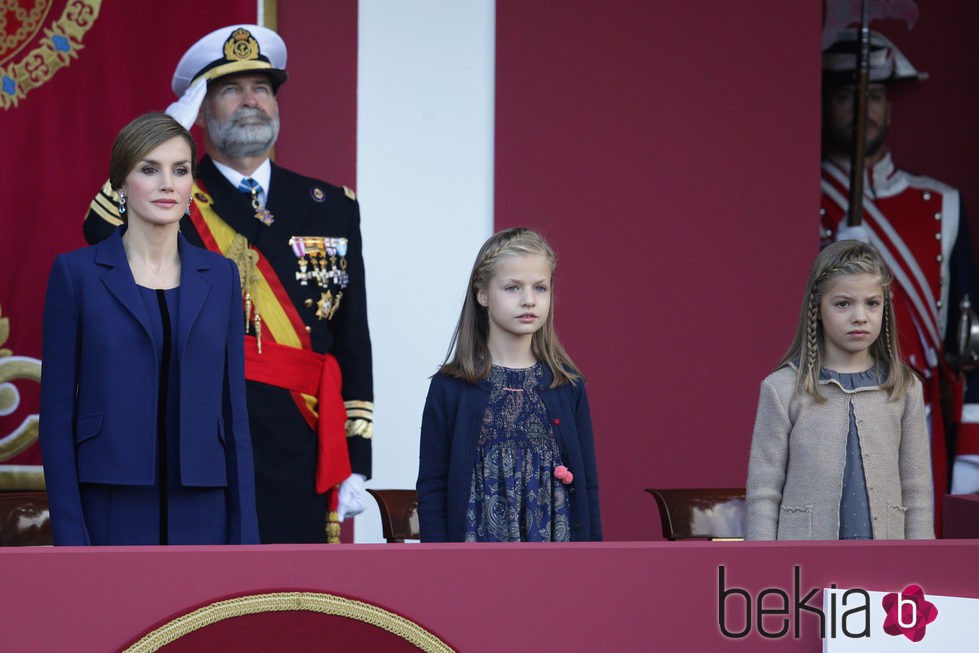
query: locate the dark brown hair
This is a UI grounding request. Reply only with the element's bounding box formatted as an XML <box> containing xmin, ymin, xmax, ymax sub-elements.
<box><xmin>109</xmin><ymin>112</ymin><xmax>197</xmax><ymax>192</ymax></box>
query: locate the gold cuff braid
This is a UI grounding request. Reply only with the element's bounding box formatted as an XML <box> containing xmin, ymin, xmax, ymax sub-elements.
<box><xmin>345</xmin><ymin>418</ymin><xmax>373</xmax><ymax>439</ymax></box>
<box><xmin>344</xmin><ymin>400</ymin><xmax>373</xmax><ymax>439</ymax></box>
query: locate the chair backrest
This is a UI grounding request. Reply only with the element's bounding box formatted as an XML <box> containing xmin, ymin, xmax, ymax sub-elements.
<box><xmin>0</xmin><ymin>491</ymin><xmax>52</xmax><ymax>546</ymax></box>
<box><xmin>644</xmin><ymin>488</ymin><xmax>745</xmax><ymax>541</ymax></box>
<box><xmin>366</xmin><ymin>489</ymin><xmax>420</xmax><ymax>543</ymax></box>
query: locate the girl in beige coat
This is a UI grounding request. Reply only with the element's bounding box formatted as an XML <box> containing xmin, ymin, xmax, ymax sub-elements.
<box><xmin>746</xmin><ymin>241</ymin><xmax>933</xmax><ymax>540</ymax></box>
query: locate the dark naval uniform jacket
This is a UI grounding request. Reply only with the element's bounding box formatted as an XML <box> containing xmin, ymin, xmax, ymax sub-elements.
<box><xmin>85</xmin><ymin>156</ymin><xmax>373</xmax><ymax>543</ymax></box>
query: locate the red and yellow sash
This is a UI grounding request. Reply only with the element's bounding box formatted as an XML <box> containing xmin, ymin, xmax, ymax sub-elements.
<box><xmin>187</xmin><ymin>182</ymin><xmax>351</xmax><ymax>511</ymax></box>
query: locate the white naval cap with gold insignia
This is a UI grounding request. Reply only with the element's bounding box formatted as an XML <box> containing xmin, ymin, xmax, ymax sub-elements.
<box><xmin>171</xmin><ymin>24</ymin><xmax>288</xmax><ymax>97</ymax></box>
<box><xmin>822</xmin><ymin>29</ymin><xmax>927</xmax><ymax>84</ymax></box>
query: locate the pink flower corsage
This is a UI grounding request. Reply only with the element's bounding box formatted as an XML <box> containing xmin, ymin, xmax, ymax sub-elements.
<box><xmin>554</xmin><ymin>465</ymin><xmax>574</xmax><ymax>485</ymax></box>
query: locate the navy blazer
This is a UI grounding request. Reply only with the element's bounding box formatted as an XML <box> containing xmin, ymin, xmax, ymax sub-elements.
<box><xmin>38</xmin><ymin>228</ymin><xmax>259</xmax><ymax>544</ymax></box>
<box><xmin>416</xmin><ymin>367</ymin><xmax>602</xmax><ymax>542</ymax></box>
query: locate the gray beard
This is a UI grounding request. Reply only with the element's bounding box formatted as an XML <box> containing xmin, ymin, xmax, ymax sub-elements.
<box><xmin>206</xmin><ymin>106</ymin><xmax>280</xmax><ymax>158</ymax></box>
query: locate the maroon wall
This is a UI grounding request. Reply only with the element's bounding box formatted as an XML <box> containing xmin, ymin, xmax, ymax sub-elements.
<box><xmin>275</xmin><ymin>1</ymin><xmax>358</xmax><ymax>188</ymax></box>
<box><xmin>3</xmin><ymin>542</ymin><xmax>978</xmax><ymax>651</ymax></box>
<box><xmin>494</xmin><ymin>1</ymin><xmax>821</xmax><ymax>539</ymax></box>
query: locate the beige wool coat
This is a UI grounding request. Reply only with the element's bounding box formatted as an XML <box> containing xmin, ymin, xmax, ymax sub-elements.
<box><xmin>745</xmin><ymin>365</ymin><xmax>934</xmax><ymax>540</ymax></box>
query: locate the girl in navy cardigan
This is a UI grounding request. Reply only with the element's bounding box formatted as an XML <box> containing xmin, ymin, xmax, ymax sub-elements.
<box><xmin>416</xmin><ymin>228</ymin><xmax>601</xmax><ymax>542</ymax></box>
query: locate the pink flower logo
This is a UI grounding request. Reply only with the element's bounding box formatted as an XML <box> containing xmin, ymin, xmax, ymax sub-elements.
<box><xmin>881</xmin><ymin>585</ymin><xmax>938</xmax><ymax>642</ymax></box>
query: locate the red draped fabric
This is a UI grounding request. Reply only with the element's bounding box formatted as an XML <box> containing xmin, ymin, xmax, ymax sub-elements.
<box><xmin>0</xmin><ymin>0</ymin><xmax>255</xmax><ymax>478</ymax></box>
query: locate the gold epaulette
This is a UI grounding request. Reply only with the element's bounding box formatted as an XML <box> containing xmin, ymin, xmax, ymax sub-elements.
<box><xmin>88</xmin><ymin>180</ymin><xmax>123</xmax><ymax>226</ymax></box>
<box><xmin>344</xmin><ymin>399</ymin><xmax>373</xmax><ymax>439</ymax></box>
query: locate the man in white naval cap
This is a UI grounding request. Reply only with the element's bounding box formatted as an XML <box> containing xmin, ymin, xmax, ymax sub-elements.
<box><xmin>820</xmin><ymin>30</ymin><xmax>979</xmax><ymax>512</ymax></box>
<box><xmin>85</xmin><ymin>25</ymin><xmax>373</xmax><ymax>543</ymax></box>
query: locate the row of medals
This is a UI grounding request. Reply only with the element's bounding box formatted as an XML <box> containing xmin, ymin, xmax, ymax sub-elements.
<box><xmin>290</xmin><ymin>236</ymin><xmax>350</xmax><ymax>321</ymax></box>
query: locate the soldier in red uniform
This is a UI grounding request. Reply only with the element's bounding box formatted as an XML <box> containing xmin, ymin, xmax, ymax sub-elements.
<box><xmin>820</xmin><ymin>30</ymin><xmax>979</xmax><ymax>502</ymax></box>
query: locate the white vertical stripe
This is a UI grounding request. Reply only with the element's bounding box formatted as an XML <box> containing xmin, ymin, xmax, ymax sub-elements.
<box><xmin>356</xmin><ymin>0</ymin><xmax>496</xmax><ymax>542</ymax></box>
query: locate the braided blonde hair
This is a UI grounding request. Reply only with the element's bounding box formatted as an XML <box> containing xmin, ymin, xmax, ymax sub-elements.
<box><xmin>440</xmin><ymin>227</ymin><xmax>583</xmax><ymax>387</ymax></box>
<box><xmin>778</xmin><ymin>240</ymin><xmax>914</xmax><ymax>402</ymax></box>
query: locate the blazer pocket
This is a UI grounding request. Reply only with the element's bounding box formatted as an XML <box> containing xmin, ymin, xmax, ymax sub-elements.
<box><xmin>75</xmin><ymin>412</ymin><xmax>104</xmax><ymax>444</ymax></box>
<box><xmin>886</xmin><ymin>503</ymin><xmax>908</xmax><ymax>539</ymax></box>
<box><xmin>777</xmin><ymin>504</ymin><xmax>813</xmax><ymax>540</ymax></box>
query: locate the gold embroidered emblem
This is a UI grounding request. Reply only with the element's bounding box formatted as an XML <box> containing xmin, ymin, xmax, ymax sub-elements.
<box><xmin>224</xmin><ymin>28</ymin><xmax>260</xmax><ymax>62</ymax></box>
<box><xmin>0</xmin><ymin>302</ymin><xmax>45</xmax><ymax>489</ymax></box>
<box><xmin>0</xmin><ymin>1</ymin><xmax>104</xmax><ymax>110</ymax></box>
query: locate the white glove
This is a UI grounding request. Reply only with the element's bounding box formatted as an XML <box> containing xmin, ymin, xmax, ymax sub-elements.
<box><xmin>834</xmin><ymin>223</ymin><xmax>872</xmax><ymax>244</ymax></box>
<box><xmin>337</xmin><ymin>473</ymin><xmax>368</xmax><ymax>522</ymax></box>
<box><xmin>165</xmin><ymin>77</ymin><xmax>207</xmax><ymax>130</ymax></box>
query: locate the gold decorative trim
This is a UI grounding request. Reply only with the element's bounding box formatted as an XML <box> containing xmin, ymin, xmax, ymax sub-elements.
<box><xmin>1</xmin><ymin>0</ymin><xmax>103</xmax><ymax>110</ymax></box>
<box><xmin>0</xmin><ymin>465</ymin><xmax>45</xmax><ymax>490</ymax></box>
<box><xmin>343</xmin><ymin>400</ymin><xmax>374</xmax><ymax>411</ymax></box>
<box><xmin>190</xmin><ymin>59</ymin><xmax>274</xmax><ymax>88</ymax></box>
<box><xmin>345</xmin><ymin>418</ymin><xmax>373</xmax><ymax>439</ymax></box>
<box><xmin>88</xmin><ymin>180</ymin><xmax>123</xmax><ymax>225</ymax></box>
<box><xmin>123</xmin><ymin>591</ymin><xmax>455</xmax><ymax>653</ymax></box>
<box><xmin>0</xmin><ymin>1</ymin><xmax>54</xmax><ymax>64</ymax></box>
<box><xmin>343</xmin><ymin>400</ymin><xmax>374</xmax><ymax>438</ymax></box>
<box><xmin>0</xmin><ymin>301</ymin><xmax>43</xmax><ymax>471</ymax></box>
<box><xmin>263</xmin><ymin>0</ymin><xmax>276</xmax><ymax>164</ymax></box>
<box><xmin>262</xmin><ymin>0</ymin><xmax>277</xmax><ymax>31</ymax></box>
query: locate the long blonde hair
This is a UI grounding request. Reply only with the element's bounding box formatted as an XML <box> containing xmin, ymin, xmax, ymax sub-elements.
<box><xmin>440</xmin><ymin>227</ymin><xmax>583</xmax><ymax>387</ymax></box>
<box><xmin>780</xmin><ymin>239</ymin><xmax>914</xmax><ymax>402</ymax></box>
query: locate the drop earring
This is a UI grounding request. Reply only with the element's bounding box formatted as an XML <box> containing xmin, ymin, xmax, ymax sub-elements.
<box><xmin>117</xmin><ymin>191</ymin><xmax>127</xmax><ymax>215</ymax></box>
<box><xmin>186</xmin><ymin>198</ymin><xmax>192</xmax><ymax>216</ymax></box>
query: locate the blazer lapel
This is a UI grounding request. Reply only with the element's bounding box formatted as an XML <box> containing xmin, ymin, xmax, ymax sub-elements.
<box><xmin>177</xmin><ymin>234</ymin><xmax>212</xmax><ymax>355</ymax></box>
<box><xmin>96</xmin><ymin>229</ymin><xmax>153</xmax><ymax>341</ymax></box>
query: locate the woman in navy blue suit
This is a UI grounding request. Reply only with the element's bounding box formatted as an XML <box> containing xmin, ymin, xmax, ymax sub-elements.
<box><xmin>39</xmin><ymin>113</ymin><xmax>259</xmax><ymax>545</ymax></box>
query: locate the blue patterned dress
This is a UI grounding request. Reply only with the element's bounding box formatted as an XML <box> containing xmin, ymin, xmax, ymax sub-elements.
<box><xmin>464</xmin><ymin>363</ymin><xmax>571</xmax><ymax>542</ymax></box>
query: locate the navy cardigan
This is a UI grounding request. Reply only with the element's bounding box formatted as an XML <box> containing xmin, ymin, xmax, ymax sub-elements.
<box><xmin>416</xmin><ymin>366</ymin><xmax>602</xmax><ymax>542</ymax></box>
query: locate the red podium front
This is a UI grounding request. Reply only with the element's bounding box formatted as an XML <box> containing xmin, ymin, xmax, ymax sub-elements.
<box><xmin>1</xmin><ymin>541</ymin><xmax>976</xmax><ymax>651</ymax></box>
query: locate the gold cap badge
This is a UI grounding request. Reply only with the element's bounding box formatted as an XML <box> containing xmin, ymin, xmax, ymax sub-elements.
<box><xmin>225</xmin><ymin>29</ymin><xmax>261</xmax><ymax>62</ymax></box>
